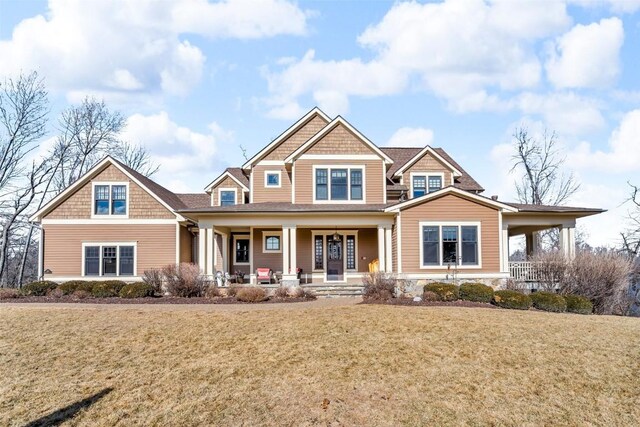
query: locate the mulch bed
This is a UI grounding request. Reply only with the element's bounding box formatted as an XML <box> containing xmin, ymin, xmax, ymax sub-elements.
<box><xmin>361</xmin><ymin>298</ymin><xmax>497</xmax><ymax>309</ymax></box>
<box><xmin>0</xmin><ymin>296</ymin><xmax>313</xmax><ymax>305</ymax></box>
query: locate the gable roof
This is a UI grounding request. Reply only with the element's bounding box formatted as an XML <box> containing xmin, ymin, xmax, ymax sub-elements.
<box><xmin>381</xmin><ymin>147</ymin><xmax>484</xmax><ymax>192</ymax></box>
<box><xmin>204</xmin><ymin>167</ymin><xmax>250</xmax><ymax>193</ymax></box>
<box><xmin>284</xmin><ymin>116</ymin><xmax>394</xmax><ymax>164</ymax></box>
<box><xmin>389</xmin><ymin>145</ymin><xmax>461</xmax><ymax>178</ymax></box>
<box><xmin>176</xmin><ymin>193</ymin><xmax>211</xmax><ymax>209</ymax></box>
<box><xmin>30</xmin><ymin>156</ymin><xmax>186</xmax><ymax>222</ymax></box>
<box><xmin>502</xmin><ymin>202</ymin><xmax>605</xmax><ymax>215</ymax></box>
<box><xmin>241</xmin><ymin>107</ymin><xmax>331</xmax><ymax>170</ymax></box>
<box><xmin>385</xmin><ymin>186</ymin><xmax>518</xmax><ymax>213</ymax></box>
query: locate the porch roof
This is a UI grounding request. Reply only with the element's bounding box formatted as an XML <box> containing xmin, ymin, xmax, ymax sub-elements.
<box><xmin>177</xmin><ymin>202</ymin><xmax>392</xmax><ymax>214</ymax></box>
<box><xmin>502</xmin><ymin>203</ymin><xmax>605</xmax><ymax>217</ymax></box>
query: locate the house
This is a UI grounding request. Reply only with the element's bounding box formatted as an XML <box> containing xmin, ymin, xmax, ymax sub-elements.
<box><xmin>29</xmin><ymin>108</ymin><xmax>604</xmax><ymax>289</ymax></box>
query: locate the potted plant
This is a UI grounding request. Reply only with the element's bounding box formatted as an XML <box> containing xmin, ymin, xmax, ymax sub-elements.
<box><xmin>235</xmin><ymin>270</ymin><xmax>245</xmax><ymax>284</ymax></box>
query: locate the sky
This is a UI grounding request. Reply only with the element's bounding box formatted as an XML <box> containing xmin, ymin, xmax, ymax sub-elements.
<box><xmin>0</xmin><ymin>0</ymin><xmax>639</xmax><ymax>247</ymax></box>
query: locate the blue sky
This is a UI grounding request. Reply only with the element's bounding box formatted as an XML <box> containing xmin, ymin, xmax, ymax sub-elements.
<box><xmin>1</xmin><ymin>0</ymin><xmax>639</xmax><ymax>246</ymax></box>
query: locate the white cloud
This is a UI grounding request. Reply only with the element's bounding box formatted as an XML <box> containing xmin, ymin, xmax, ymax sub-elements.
<box><xmin>569</xmin><ymin>0</ymin><xmax>640</xmax><ymax>13</ymax></box>
<box><xmin>546</xmin><ymin>17</ymin><xmax>624</xmax><ymax>88</ymax></box>
<box><xmin>569</xmin><ymin>109</ymin><xmax>640</xmax><ymax>173</ymax></box>
<box><xmin>0</xmin><ymin>0</ymin><xmax>310</xmax><ymax>101</ymax></box>
<box><xmin>264</xmin><ymin>0</ymin><xmax>572</xmax><ymax>118</ymax></box>
<box><xmin>386</xmin><ymin>127</ymin><xmax>434</xmax><ymax>148</ymax></box>
<box><xmin>121</xmin><ymin>111</ymin><xmax>233</xmax><ymax>191</ymax></box>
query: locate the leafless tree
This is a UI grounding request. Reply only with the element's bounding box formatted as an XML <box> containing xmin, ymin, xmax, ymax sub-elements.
<box><xmin>511</xmin><ymin>127</ymin><xmax>580</xmax><ymax>250</ymax></box>
<box><xmin>239</xmin><ymin>144</ymin><xmax>249</xmax><ymax>161</ymax></box>
<box><xmin>621</xmin><ymin>182</ymin><xmax>640</xmax><ymax>256</ymax></box>
<box><xmin>108</xmin><ymin>142</ymin><xmax>159</xmax><ymax>176</ymax></box>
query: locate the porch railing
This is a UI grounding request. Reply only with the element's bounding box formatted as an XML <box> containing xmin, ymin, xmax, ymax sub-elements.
<box><xmin>509</xmin><ymin>261</ymin><xmax>543</xmax><ymax>282</ymax></box>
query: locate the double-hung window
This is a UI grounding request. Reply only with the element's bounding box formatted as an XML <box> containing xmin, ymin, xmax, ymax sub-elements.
<box><xmin>83</xmin><ymin>244</ymin><xmax>135</xmax><ymax>276</ymax></box>
<box><xmin>93</xmin><ymin>183</ymin><xmax>127</xmax><ymax>216</ymax></box>
<box><xmin>219</xmin><ymin>189</ymin><xmax>236</xmax><ymax>206</ymax></box>
<box><xmin>412</xmin><ymin>174</ymin><xmax>443</xmax><ymax>198</ymax></box>
<box><xmin>315</xmin><ymin>167</ymin><xmax>364</xmax><ymax>202</ymax></box>
<box><xmin>420</xmin><ymin>223</ymin><xmax>479</xmax><ymax>267</ymax></box>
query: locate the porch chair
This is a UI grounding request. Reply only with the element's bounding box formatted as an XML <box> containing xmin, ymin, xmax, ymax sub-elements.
<box><xmin>256</xmin><ymin>268</ymin><xmax>273</xmax><ymax>285</ymax></box>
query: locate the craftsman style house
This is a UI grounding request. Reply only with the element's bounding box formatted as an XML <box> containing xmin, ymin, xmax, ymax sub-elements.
<box><xmin>30</xmin><ymin>108</ymin><xmax>603</xmax><ymax>287</ymax></box>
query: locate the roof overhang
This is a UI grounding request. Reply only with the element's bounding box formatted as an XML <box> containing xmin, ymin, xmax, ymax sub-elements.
<box><xmin>284</xmin><ymin>116</ymin><xmax>394</xmax><ymax>165</ymax></box>
<box><xmin>385</xmin><ymin>187</ymin><xmax>518</xmax><ymax>212</ymax></box>
<box><xmin>392</xmin><ymin>145</ymin><xmax>462</xmax><ymax>178</ymax></box>
<box><xmin>204</xmin><ymin>170</ymin><xmax>250</xmax><ymax>193</ymax></box>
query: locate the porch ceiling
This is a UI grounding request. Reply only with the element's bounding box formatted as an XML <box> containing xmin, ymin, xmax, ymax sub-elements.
<box><xmin>508</xmin><ymin>225</ymin><xmax>560</xmax><ymax>237</ymax></box>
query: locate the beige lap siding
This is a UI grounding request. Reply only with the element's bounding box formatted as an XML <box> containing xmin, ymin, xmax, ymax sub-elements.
<box><xmin>265</xmin><ymin>114</ymin><xmax>329</xmax><ymax>160</ymax></box>
<box><xmin>43</xmin><ymin>224</ymin><xmax>176</xmax><ymax>277</ymax></box>
<box><xmin>211</xmin><ymin>176</ymin><xmax>244</xmax><ymax>206</ymax></box>
<box><xmin>251</xmin><ymin>165</ymin><xmax>292</xmax><ymax>203</ymax></box>
<box><xmin>402</xmin><ymin>152</ymin><xmax>454</xmax><ymax>188</ymax></box>
<box><xmin>252</xmin><ymin>229</ymin><xmax>284</xmax><ymax>273</ymax></box>
<box><xmin>400</xmin><ymin>194</ymin><xmax>500</xmax><ymax>274</ymax></box>
<box><xmin>294</xmin><ymin>159</ymin><xmax>385</xmax><ymax>204</ymax></box>
<box><xmin>179</xmin><ymin>226</ymin><xmax>193</xmax><ymax>263</ymax></box>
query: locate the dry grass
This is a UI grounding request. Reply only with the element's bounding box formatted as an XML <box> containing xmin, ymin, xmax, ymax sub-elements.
<box><xmin>0</xmin><ymin>304</ymin><xmax>639</xmax><ymax>426</ymax></box>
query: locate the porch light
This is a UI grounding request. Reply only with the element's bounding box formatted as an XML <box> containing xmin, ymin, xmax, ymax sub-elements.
<box><xmin>332</xmin><ymin>229</ymin><xmax>341</xmax><ymax>242</ymax></box>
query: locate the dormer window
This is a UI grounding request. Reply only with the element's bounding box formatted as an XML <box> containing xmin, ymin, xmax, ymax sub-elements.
<box><xmin>411</xmin><ymin>173</ymin><xmax>443</xmax><ymax>198</ymax></box>
<box><xmin>93</xmin><ymin>183</ymin><xmax>128</xmax><ymax>217</ymax></box>
<box><xmin>218</xmin><ymin>188</ymin><xmax>237</xmax><ymax>206</ymax></box>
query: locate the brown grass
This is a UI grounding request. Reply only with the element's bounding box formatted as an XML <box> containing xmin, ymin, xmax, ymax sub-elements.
<box><xmin>0</xmin><ymin>304</ymin><xmax>638</xmax><ymax>426</ymax></box>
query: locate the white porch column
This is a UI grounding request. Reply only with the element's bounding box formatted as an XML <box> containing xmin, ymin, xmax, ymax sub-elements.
<box><xmin>222</xmin><ymin>233</ymin><xmax>228</xmax><ymax>274</ymax></box>
<box><xmin>289</xmin><ymin>226</ymin><xmax>297</xmax><ymax>274</ymax></box>
<box><xmin>206</xmin><ymin>227</ymin><xmax>214</xmax><ymax>275</ymax></box>
<box><xmin>525</xmin><ymin>232</ymin><xmax>541</xmax><ymax>258</ymax></box>
<box><xmin>198</xmin><ymin>227</ymin><xmax>207</xmax><ymax>273</ymax></box>
<box><xmin>385</xmin><ymin>227</ymin><xmax>393</xmax><ymax>273</ymax></box>
<box><xmin>501</xmin><ymin>224</ymin><xmax>510</xmax><ymax>273</ymax></box>
<box><xmin>377</xmin><ymin>225</ymin><xmax>386</xmax><ymax>272</ymax></box>
<box><xmin>559</xmin><ymin>226</ymin><xmax>576</xmax><ymax>259</ymax></box>
<box><xmin>282</xmin><ymin>226</ymin><xmax>290</xmax><ymax>275</ymax></box>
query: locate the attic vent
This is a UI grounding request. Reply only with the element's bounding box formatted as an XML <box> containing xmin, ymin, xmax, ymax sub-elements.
<box><xmin>491</xmin><ymin>195</ymin><xmax>499</xmax><ymax>201</ymax></box>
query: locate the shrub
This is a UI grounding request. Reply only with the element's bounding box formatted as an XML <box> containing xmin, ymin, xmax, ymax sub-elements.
<box><xmin>48</xmin><ymin>288</ymin><xmax>64</xmax><ymax>298</ymax></box>
<box><xmin>91</xmin><ymin>280</ymin><xmax>128</xmax><ymax>298</ymax></box>
<box><xmin>226</xmin><ymin>284</ymin><xmax>241</xmax><ymax>297</ymax></box>
<box><xmin>119</xmin><ymin>283</ymin><xmax>154</xmax><ymax>299</ymax></box>
<box><xmin>77</xmin><ymin>281</ymin><xmax>96</xmax><ymax>293</ymax></box>
<box><xmin>492</xmin><ymin>290</ymin><xmax>532</xmax><ymax>310</ymax></box>
<box><xmin>560</xmin><ymin>251</ymin><xmax>633</xmax><ymax>315</ymax></box>
<box><xmin>0</xmin><ymin>288</ymin><xmax>20</xmax><ymax>299</ymax></box>
<box><xmin>423</xmin><ymin>283</ymin><xmax>459</xmax><ymax>301</ymax></box>
<box><xmin>204</xmin><ymin>285</ymin><xmax>221</xmax><ymax>298</ymax></box>
<box><xmin>236</xmin><ymin>287</ymin><xmax>268</xmax><ymax>303</ymax></box>
<box><xmin>162</xmin><ymin>263</ymin><xmax>206</xmax><ymax>297</ymax></box>
<box><xmin>362</xmin><ymin>272</ymin><xmax>396</xmax><ymax>301</ymax></box>
<box><xmin>142</xmin><ymin>268</ymin><xmax>164</xmax><ymax>295</ymax></box>
<box><xmin>459</xmin><ymin>283</ymin><xmax>494</xmax><ymax>303</ymax></box>
<box><xmin>530</xmin><ymin>291</ymin><xmax>567</xmax><ymax>312</ymax></box>
<box><xmin>530</xmin><ymin>251</ymin><xmax>567</xmax><ymax>291</ymax></box>
<box><xmin>72</xmin><ymin>290</ymin><xmax>91</xmax><ymax>299</ymax></box>
<box><xmin>273</xmin><ymin>286</ymin><xmax>289</xmax><ymax>299</ymax></box>
<box><xmin>58</xmin><ymin>280</ymin><xmax>89</xmax><ymax>295</ymax></box>
<box><xmin>22</xmin><ymin>281</ymin><xmax>58</xmax><ymax>296</ymax></box>
<box><xmin>564</xmin><ymin>294</ymin><xmax>593</xmax><ymax>315</ymax></box>
<box><xmin>289</xmin><ymin>286</ymin><xmax>316</xmax><ymax>300</ymax></box>
<box><xmin>422</xmin><ymin>291</ymin><xmax>439</xmax><ymax>302</ymax></box>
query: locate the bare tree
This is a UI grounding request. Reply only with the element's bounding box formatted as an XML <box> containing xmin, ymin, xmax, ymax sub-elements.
<box><xmin>239</xmin><ymin>144</ymin><xmax>249</xmax><ymax>161</ymax></box>
<box><xmin>621</xmin><ymin>182</ymin><xmax>640</xmax><ymax>256</ymax></box>
<box><xmin>108</xmin><ymin>142</ymin><xmax>159</xmax><ymax>176</ymax></box>
<box><xmin>511</xmin><ymin>127</ymin><xmax>580</xmax><ymax>250</ymax></box>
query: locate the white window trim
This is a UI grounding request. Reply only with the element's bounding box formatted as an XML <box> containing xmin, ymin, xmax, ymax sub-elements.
<box><xmin>410</xmin><ymin>172</ymin><xmax>445</xmax><ymax>199</ymax></box>
<box><xmin>262</xmin><ymin>231</ymin><xmax>283</xmax><ymax>253</ymax></box>
<box><xmin>264</xmin><ymin>170</ymin><xmax>282</xmax><ymax>188</ymax></box>
<box><xmin>312</xmin><ymin>165</ymin><xmax>366</xmax><ymax>204</ymax></box>
<box><xmin>233</xmin><ymin>234</ymin><xmax>251</xmax><ymax>266</ymax></box>
<box><xmin>418</xmin><ymin>221</ymin><xmax>482</xmax><ymax>269</ymax></box>
<box><xmin>91</xmin><ymin>182</ymin><xmax>130</xmax><ymax>219</ymax></box>
<box><xmin>310</xmin><ymin>230</ymin><xmax>359</xmax><ymax>282</ymax></box>
<box><xmin>218</xmin><ymin>187</ymin><xmax>237</xmax><ymax>206</ymax></box>
<box><xmin>81</xmin><ymin>241</ymin><xmax>137</xmax><ymax>277</ymax></box>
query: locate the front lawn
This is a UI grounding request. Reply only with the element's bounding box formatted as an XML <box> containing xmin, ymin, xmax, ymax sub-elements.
<box><xmin>0</xmin><ymin>304</ymin><xmax>638</xmax><ymax>426</ymax></box>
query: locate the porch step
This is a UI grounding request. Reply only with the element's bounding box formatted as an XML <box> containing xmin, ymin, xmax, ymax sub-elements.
<box><xmin>302</xmin><ymin>285</ymin><xmax>364</xmax><ymax>297</ymax></box>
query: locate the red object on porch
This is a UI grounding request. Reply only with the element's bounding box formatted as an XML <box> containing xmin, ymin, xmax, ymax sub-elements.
<box><xmin>256</xmin><ymin>268</ymin><xmax>273</xmax><ymax>284</ymax></box>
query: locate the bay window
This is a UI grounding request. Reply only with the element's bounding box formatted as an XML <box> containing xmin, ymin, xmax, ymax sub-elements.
<box><xmin>420</xmin><ymin>223</ymin><xmax>480</xmax><ymax>267</ymax></box>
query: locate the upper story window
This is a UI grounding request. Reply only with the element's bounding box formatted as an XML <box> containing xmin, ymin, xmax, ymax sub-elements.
<box><xmin>93</xmin><ymin>183</ymin><xmax>127</xmax><ymax>217</ymax></box>
<box><xmin>264</xmin><ymin>170</ymin><xmax>281</xmax><ymax>188</ymax></box>
<box><xmin>219</xmin><ymin>188</ymin><xmax>236</xmax><ymax>206</ymax></box>
<box><xmin>420</xmin><ymin>223</ymin><xmax>479</xmax><ymax>268</ymax></box>
<box><xmin>314</xmin><ymin>166</ymin><xmax>364</xmax><ymax>202</ymax></box>
<box><xmin>411</xmin><ymin>173</ymin><xmax>443</xmax><ymax>198</ymax></box>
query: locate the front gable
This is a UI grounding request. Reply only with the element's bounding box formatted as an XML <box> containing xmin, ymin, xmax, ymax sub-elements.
<box><xmin>264</xmin><ymin>113</ymin><xmax>329</xmax><ymax>161</ymax></box>
<box><xmin>401</xmin><ymin>151</ymin><xmax>455</xmax><ymax>186</ymax></box>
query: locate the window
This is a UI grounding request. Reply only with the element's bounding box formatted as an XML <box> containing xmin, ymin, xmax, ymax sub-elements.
<box><xmin>263</xmin><ymin>232</ymin><xmax>282</xmax><ymax>253</ymax></box>
<box><xmin>102</xmin><ymin>246</ymin><xmax>117</xmax><ymax>275</ymax></box>
<box><xmin>111</xmin><ymin>185</ymin><xmax>127</xmax><ymax>215</ymax></box>
<box><xmin>346</xmin><ymin>235</ymin><xmax>356</xmax><ymax>270</ymax></box>
<box><xmin>94</xmin><ymin>185</ymin><xmax>110</xmax><ymax>215</ymax></box>
<box><xmin>316</xmin><ymin>169</ymin><xmax>328</xmax><ymax>200</ymax></box>
<box><xmin>412</xmin><ymin>176</ymin><xmax>426</xmax><ymax>198</ymax></box>
<box><xmin>331</xmin><ymin>169</ymin><xmax>348</xmax><ymax>200</ymax></box>
<box><xmin>219</xmin><ymin>190</ymin><xmax>236</xmax><ymax>206</ymax></box>
<box><xmin>412</xmin><ymin>174</ymin><xmax>443</xmax><ymax>198</ymax></box>
<box><xmin>235</xmin><ymin>237</ymin><xmax>249</xmax><ymax>264</ymax></box>
<box><xmin>93</xmin><ymin>183</ymin><xmax>128</xmax><ymax>216</ymax></box>
<box><xmin>350</xmin><ymin>170</ymin><xmax>362</xmax><ymax>200</ymax></box>
<box><xmin>420</xmin><ymin>224</ymin><xmax>480</xmax><ymax>267</ymax></box>
<box><xmin>314</xmin><ymin>167</ymin><xmax>364</xmax><ymax>202</ymax></box>
<box><xmin>85</xmin><ymin>246</ymin><xmax>100</xmax><ymax>276</ymax></box>
<box><xmin>119</xmin><ymin>246</ymin><xmax>134</xmax><ymax>275</ymax></box>
<box><xmin>314</xmin><ymin>235</ymin><xmax>324</xmax><ymax>270</ymax></box>
<box><xmin>83</xmin><ymin>243</ymin><xmax>136</xmax><ymax>276</ymax></box>
<box><xmin>265</xmin><ymin>171</ymin><xmax>281</xmax><ymax>188</ymax></box>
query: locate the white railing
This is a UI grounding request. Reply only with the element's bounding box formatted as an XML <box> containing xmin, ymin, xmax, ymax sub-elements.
<box><xmin>509</xmin><ymin>261</ymin><xmax>543</xmax><ymax>282</ymax></box>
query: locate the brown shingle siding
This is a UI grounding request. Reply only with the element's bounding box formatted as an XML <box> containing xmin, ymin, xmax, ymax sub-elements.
<box><xmin>264</xmin><ymin>114</ymin><xmax>329</xmax><ymax>160</ymax></box>
<box><xmin>305</xmin><ymin>122</ymin><xmax>377</xmax><ymax>155</ymax></box>
<box><xmin>210</xmin><ymin>176</ymin><xmax>245</xmax><ymax>206</ymax></box>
